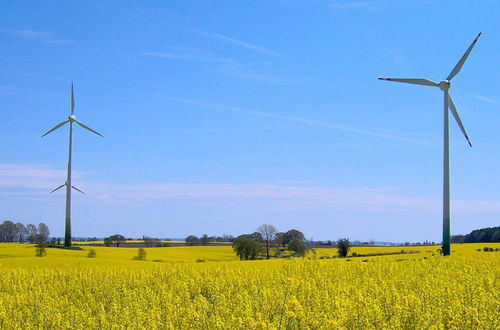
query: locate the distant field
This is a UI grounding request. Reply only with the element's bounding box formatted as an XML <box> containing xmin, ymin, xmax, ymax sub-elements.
<box><xmin>0</xmin><ymin>242</ymin><xmax>497</xmax><ymax>268</ymax></box>
<box><xmin>0</xmin><ymin>244</ymin><xmax>239</xmax><ymax>268</ymax></box>
<box><xmin>73</xmin><ymin>240</ymin><xmax>233</xmax><ymax>246</ymax></box>
<box><xmin>0</xmin><ymin>243</ymin><xmax>498</xmax><ymax>328</ymax></box>
<box><xmin>74</xmin><ymin>240</ymin><xmax>184</xmax><ymax>245</ymax></box>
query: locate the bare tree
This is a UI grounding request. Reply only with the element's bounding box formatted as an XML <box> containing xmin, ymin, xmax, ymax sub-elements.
<box><xmin>38</xmin><ymin>223</ymin><xmax>50</xmax><ymax>243</ymax></box>
<box><xmin>257</xmin><ymin>224</ymin><xmax>277</xmax><ymax>259</ymax></box>
<box><xmin>0</xmin><ymin>221</ymin><xmax>19</xmax><ymax>242</ymax></box>
<box><xmin>26</xmin><ymin>224</ymin><xmax>38</xmax><ymax>244</ymax></box>
<box><xmin>15</xmin><ymin>223</ymin><xmax>27</xmax><ymax>242</ymax></box>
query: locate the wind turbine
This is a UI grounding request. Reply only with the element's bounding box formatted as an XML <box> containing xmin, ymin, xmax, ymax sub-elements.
<box><xmin>379</xmin><ymin>33</ymin><xmax>481</xmax><ymax>256</ymax></box>
<box><xmin>42</xmin><ymin>84</ymin><xmax>102</xmax><ymax>247</ymax></box>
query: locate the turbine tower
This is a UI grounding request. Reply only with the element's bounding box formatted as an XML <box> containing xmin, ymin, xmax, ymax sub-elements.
<box><xmin>379</xmin><ymin>33</ymin><xmax>481</xmax><ymax>256</ymax></box>
<box><xmin>42</xmin><ymin>84</ymin><xmax>102</xmax><ymax>247</ymax></box>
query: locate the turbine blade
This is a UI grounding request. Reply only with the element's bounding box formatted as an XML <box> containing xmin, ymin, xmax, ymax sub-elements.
<box><xmin>71</xmin><ymin>185</ymin><xmax>86</xmax><ymax>194</ymax></box>
<box><xmin>447</xmin><ymin>32</ymin><xmax>482</xmax><ymax>81</ymax></box>
<box><xmin>71</xmin><ymin>83</ymin><xmax>75</xmax><ymax>115</ymax></box>
<box><xmin>50</xmin><ymin>183</ymin><xmax>66</xmax><ymax>193</ymax></box>
<box><xmin>75</xmin><ymin>120</ymin><xmax>103</xmax><ymax>137</ymax></box>
<box><xmin>41</xmin><ymin>120</ymin><xmax>69</xmax><ymax>137</ymax></box>
<box><xmin>448</xmin><ymin>94</ymin><xmax>472</xmax><ymax>147</ymax></box>
<box><xmin>378</xmin><ymin>78</ymin><xmax>439</xmax><ymax>87</ymax></box>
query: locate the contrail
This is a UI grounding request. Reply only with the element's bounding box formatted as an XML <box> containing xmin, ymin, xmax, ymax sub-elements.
<box><xmin>164</xmin><ymin>96</ymin><xmax>428</xmax><ymax>144</ymax></box>
<box><xmin>194</xmin><ymin>30</ymin><xmax>282</xmax><ymax>57</ymax></box>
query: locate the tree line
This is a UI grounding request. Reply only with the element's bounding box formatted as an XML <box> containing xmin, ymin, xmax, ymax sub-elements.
<box><xmin>185</xmin><ymin>234</ymin><xmax>234</xmax><ymax>246</ymax></box>
<box><xmin>0</xmin><ymin>220</ymin><xmax>50</xmax><ymax>244</ymax></box>
<box><xmin>451</xmin><ymin>226</ymin><xmax>500</xmax><ymax>243</ymax></box>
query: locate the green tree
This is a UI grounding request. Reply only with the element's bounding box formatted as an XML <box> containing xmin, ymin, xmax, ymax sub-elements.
<box><xmin>288</xmin><ymin>239</ymin><xmax>308</xmax><ymax>257</ymax></box>
<box><xmin>250</xmin><ymin>232</ymin><xmax>263</xmax><ymax>242</ymax></box>
<box><xmin>143</xmin><ymin>236</ymin><xmax>161</xmax><ymax>247</ymax></box>
<box><xmin>463</xmin><ymin>226</ymin><xmax>500</xmax><ymax>243</ymax></box>
<box><xmin>275</xmin><ymin>232</ymin><xmax>286</xmax><ymax>248</ymax></box>
<box><xmin>336</xmin><ymin>238</ymin><xmax>351</xmax><ymax>258</ymax></box>
<box><xmin>105</xmin><ymin>234</ymin><xmax>126</xmax><ymax>247</ymax></box>
<box><xmin>185</xmin><ymin>235</ymin><xmax>199</xmax><ymax>246</ymax></box>
<box><xmin>104</xmin><ymin>237</ymin><xmax>113</xmax><ymax>247</ymax></box>
<box><xmin>200</xmin><ymin>234</ymin><xmax>211</xmax><ymax>246</ymax></box>
<box><xmin>283</xmin><ymin>229</ymin><xmax>305</xmax><ymax>245</ymax></box>
<box><xmin>232</xmin><ymin>235</ymin><xmax>262</xmax><ymax>260</ymax></box>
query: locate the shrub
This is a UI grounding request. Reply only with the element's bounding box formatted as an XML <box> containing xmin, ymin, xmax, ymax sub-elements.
<box><xmin>35</xmin><ymin>245</ymin><xmax>46</xmax><ymax>257</ymax></box>
<box><xmin>87</xmin><ymin>249</ymin><xmax>96</xmax><ymax>258</ymax></box>
<box><xmin>196</xmin><ymin>259</ymin><xmax>206</xmax><ymax>263</ymax></box>
<box><xmin>336</xmin><ymin>238</ymin><xmax>351</xmax><ymax>258</ymax></box>
<box><xmin>133</xmin><ymin>248</ymin><xmax>147</xmax><ymax>261</ymax></box>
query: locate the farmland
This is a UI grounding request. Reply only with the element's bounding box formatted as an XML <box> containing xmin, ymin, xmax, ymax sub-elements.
<box><xmin>0</xmin><ymin>243</ymin><xmax>498</xmax><ymax>328</ymax></box>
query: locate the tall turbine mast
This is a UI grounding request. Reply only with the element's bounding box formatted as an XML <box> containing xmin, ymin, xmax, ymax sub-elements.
<box><xmin>379</xmin><ymin>33</ymin><xmax>481</xmax><ymax>256</ymax></box>
<box><xmin>42</xmin><ymin>84</ymin><xmax>102</xmax><ymax>247</ymax></box>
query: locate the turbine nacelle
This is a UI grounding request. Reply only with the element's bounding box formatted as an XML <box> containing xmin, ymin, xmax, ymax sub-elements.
<box><xmin>439</xmin><ymin>80</ymin><xmax>451</xmax><ymax>91</ymax></box>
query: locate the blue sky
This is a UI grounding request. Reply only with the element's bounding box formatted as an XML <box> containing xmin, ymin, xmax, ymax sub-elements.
<box><xmin>1</xmin><ymin>1</ymin><xmax>499</xmax><ymax>241</ymax></box>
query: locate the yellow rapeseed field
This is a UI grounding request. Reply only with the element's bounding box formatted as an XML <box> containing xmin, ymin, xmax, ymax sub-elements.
<box><xmin>0</xmin><ymin>243</ymin><xmax>498</xmax><ymax>328</ymax></box>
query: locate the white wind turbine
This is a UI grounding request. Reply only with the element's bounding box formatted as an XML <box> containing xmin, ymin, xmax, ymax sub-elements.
<box><xmin>42</xmin><ymin>84</ymin><xmax>102</xmax><ymax>247</ymax></box>
<box><xmin>379</xmin><ymin>33</ymin><xmax>481</xmax><ymax>256</ymax></box>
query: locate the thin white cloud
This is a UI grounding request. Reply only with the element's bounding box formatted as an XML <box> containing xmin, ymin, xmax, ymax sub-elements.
<box><xmin>196</xmin><ymin>30</ymin><xmax>282</xmax><ymax>57</ymax></box>
<box><xmin>162</xmin><ymin>96</ymin><xmax>428</xmax><ymax>144</ymax></box>
<box><xmin>469</xmin><ymin>94</ymin><xmax>497</xmax><ymax>104</ymax></box>
<box><xmin>5</xmin><ymin>29</ymin><xmax>72</xmax><ymax>44</ymax></box>
<box><xmin>142</xmin><ymin>49</ymin><xmax>233</xmax><ymax>63</ymax></box>
<box><xmin>2</xmin><ymin>163</ymin><xmax>500</xmax><ymax>214</ymax></box>
<box><xmin>5</xmin><ymin>29</ymin><xmax>50</xmax><ymax>38</ymax></box>
<box><xmin>0</xmin><ymin>164</ymin><xmax>82</xmax><ymax>190</ymax></box>
<box><xmin>143</xmin><ymin>46</ymin><xmax>287</xmax><ymax>84</ymax></box>
<box><xmin>143</xmin><ymin>51</ymin><xmax>196</xmax><ymax>61</ymax></box>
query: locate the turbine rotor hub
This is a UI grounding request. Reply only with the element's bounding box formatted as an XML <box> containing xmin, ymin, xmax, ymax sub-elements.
<box><xmin>439</xmin><ymin>80</ymin><xmax>451</xmax><ymax>91</ymax></box>
<box><xmin>69</xmin><ymin>115</ymin><xmax>76</xmax><ymax>122</ymax></box>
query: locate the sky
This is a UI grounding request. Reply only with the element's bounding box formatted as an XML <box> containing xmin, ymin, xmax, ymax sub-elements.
<box><xmin>1</xmin><ymin>1</ymin><xmax>499</xmax><ymax>242</ymax></box>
